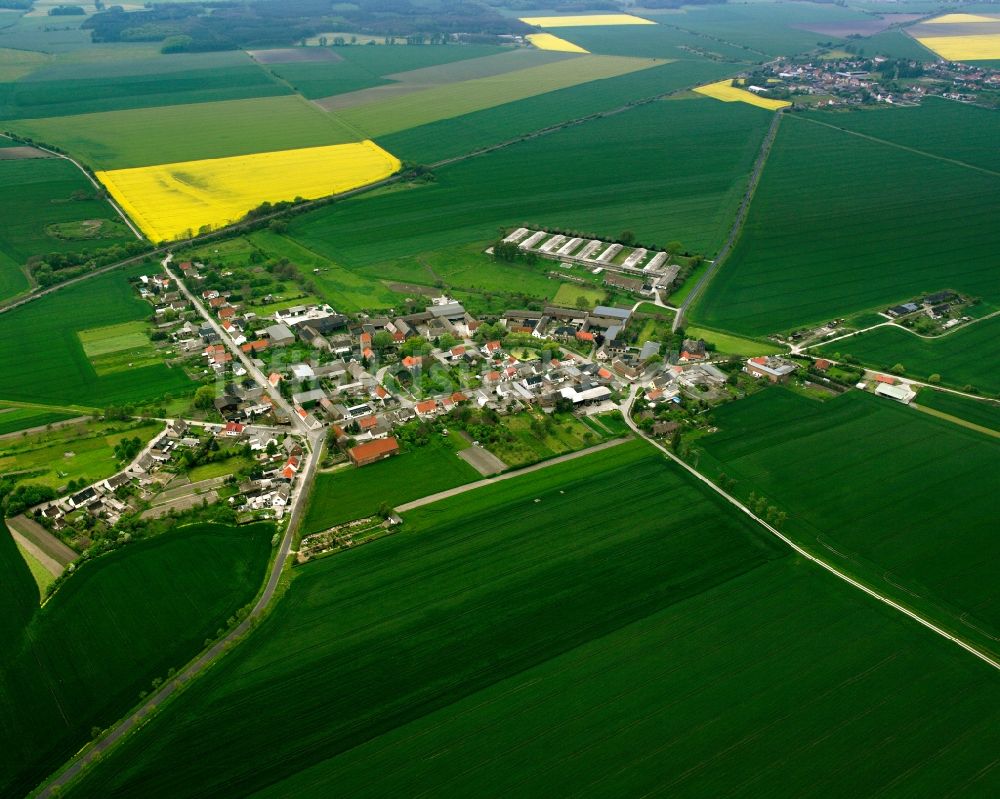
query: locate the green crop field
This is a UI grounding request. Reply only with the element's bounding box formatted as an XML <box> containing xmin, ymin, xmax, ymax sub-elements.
<box><xmin>0</xmin><ymin>49</ymin><xmax>289</xmax><ymax>119</ymax></box>
<box><xmin>335</xmin><ymin>55</ymin><xmax>663</xmax><ymax>138</ymax></box>
<box><xmin>0</xmin><ymin>157</ymin><xmax>134</xmax><ymax>301</ymax></box>
<box><xmin>861</xmin><ymin>29</ymin><xmax>938</xmax><ymax>61</ymax></box>
<box><xmin>8</xmin><ymin>94</ymin><xmax>360</xmax><ymax>170</ymax></box>
<box><xmin>650</xmin><ymin>3</ymin><xmax>867</xmax><ymax>57</ymax></box>
<box><xmin>698</xmin><ymin>388</ymin><xmax>1000</xmax><ymax>645</ymax></box>
<box><xmin>808</xmin><ymin>98</ymin><xmax>1000</xmax><ymax>174</ymax></box>
<box><xmin>77</xmin><ymin>320</ymin><xmax>160</xmax><ymax>375</ymax></box>
<box><xmin>0</xmin><ymin>407</ymin><xmax>75</xmax><ymax>436</ymax></box>
<box><xmin>0</xmin><ymin>269</ymin><xmax>193</xmax><ymax>407</ymax></box>
<box><xmin>379</xmin><ymin>59</ymin><xmax>741</xmax><ymax>164</ymax></box>
<box><xmin>548</xmin><ymin>21</ymin><xmax>756</xmax><ymax>61</ymax></box>
<box><xmin>816</xmin><ymin>316</ymin><xmax>1000</xmax><ymax>396</ymax></box>
<box><xmin>0</xmin><ymin>521</ymin><xmax>273</xmax><ymax>799</ymax></box>
<box><xmin>65</xmin><ymin>440</ymin><xmax>1000</xmax><ymax>798</ymax></box>
<box><xmin>695</xmin><ymin>116</ymin><xmax>1000</xmax><ymax>335</ymax></box>
<box><xmin>915</xmin><ymin>388</ymin><xmax>1000</xmax><ymax>432</ymax></box>
<box><xmin>302</xmin><ymin>440</ymin><xmax>479</xmax><ymax>533</ymax></box>
<box><xmin>270</xmin><ymin>45</ymin><xmax>539</xmax><ymax>101</ymax></box>
<box><xmin>289</xmin><ymin>99</ymin><xmax>772</xmax><ymax>289</ymax></box>
<box><xmin>0</xmin><ymin>418</ymin><xmax>162</xmax><ymax>490</ymax></box>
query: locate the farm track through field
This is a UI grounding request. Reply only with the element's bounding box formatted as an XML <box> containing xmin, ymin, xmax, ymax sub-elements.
<box><xmin>620</xmin><ymin>386</ymin><xmax>1000</xmax><ymax>672</ymax></box>
<box><xmin>1</xmin><ymin>73</ymin><xmax>741</xmax><ymax>317</ymax></box>
<box><xmin>675</xmin><ymin>108</ymin><xmax>784</xmax><ymax>331</ymax></box>
<box><xmin>790</xmin><ymin>113</ymin><xmax>1000</xmax><ymax>179</ymax></box>
<box><xmin>910</xmin><ymin>403</ymin><xmax>1000</xmax><ymax>438</ymax></box>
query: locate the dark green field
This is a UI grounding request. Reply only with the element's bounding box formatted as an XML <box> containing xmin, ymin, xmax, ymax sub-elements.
<box><xmin>699</xmin><ymin>388</ymin><xmax>1000</xmax><ymax>645</ymax></box>
<box><xmin>302</xmin><ymin>441</ymin><xmax>479</xmax><ymax>533</ymax></box>
<box><xmin>817</xmin><ymin>316</ymin><xmax>1000</xmax><ymax>396</ymax></box>
<box><xmin>808</xmin><ymin>98</ymin><xmax>1000</xmax><ymax>174</ymax></box>
<box><xmin>0</xmin><ymin>521</ymin><xmax>274</xmax><ymax>798</ymax></box>
<box><xmin>557</xmin><ymin>22</ymin><xmax>755</xmax><ymax>61</ymax></box>
<box><xmin>0</xmin><ymin>157</ymin><xmax>134</xmax><ymax>301</ymax></box>
<box><xmin>0</xmin><ymin>268</ymin><xmax>193</xmax><ymax>407</ymax></box>
<box><xmin>291</xmin><ymin>98</ymin><xmax>771</xmax><ymax>281</ymax></box>
<box><xmin>378</xmin><ymin>59</ymin><xmax>740</xmax><ymax>164</ymax></box>
<box><xmin>65</xmin><ymin>441</ymin><xmax>1000</xmax><ymax>798</ymax></box>
<box><xmin>915</xmin><ymin>388</ymin><xmax>1000</xmax><ymax>432</ymax></box>
<box><xmin>695</xmin><ymin>115</ymin><xmax>1000</xmax><ymax>334</ymax></box>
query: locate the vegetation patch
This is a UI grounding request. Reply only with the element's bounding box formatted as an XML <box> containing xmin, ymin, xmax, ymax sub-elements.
<box><xmin>78</xmin><ymin>320</ymin><xmax>159</xmax><ymax>375</ymax></box>
<box><xmin>0</xmin><ymin>520</ymin><xmax>274</xmax><ymax>799</ymax></box>
<box><xmin>0</xmin><ymin>407</ymin><xmax>75</xmax><ymax>437</ymax></box>
<box><xmin>45</xmin><ymin>217</ymin><xmax>129</xmax><ymax>240</ymax></box>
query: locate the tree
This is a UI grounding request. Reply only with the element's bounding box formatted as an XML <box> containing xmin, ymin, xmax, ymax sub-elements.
<box><xmin>891</xmin><ymin>363</ymin><xmax>906</xmax><ymax>375</ymax></box>
<box><xmin>670</xmin><ymin>428</ymin><xmax>681</xmax><ymax>452</ymax></box>
<box><xmin>928</xmin><ymin>374</ymin><xmax>941</xmax><ymax>384</ymax></box>
<box><xmin>620</xmin><ymin>230</ymin><xmax>635</xmax><ymax>245</ymax></box>
<box><xmin>666</xmin><ymin>240</ymin><xmax>683</xmax><ymax>254</ymax></box>
<box><xmin>372</xmin><ymin>330</ymin><xmax>394</xmax><ymax>352</ymax></box>
<box><xmin>194</xmin><ymin>385</ymin><xmax>215</xmax><ymax>410</ymax></box>
<box><xmin>575</xmin><ymin>295</ymin><xmax>590</xmax><ymax>310</ymax></box>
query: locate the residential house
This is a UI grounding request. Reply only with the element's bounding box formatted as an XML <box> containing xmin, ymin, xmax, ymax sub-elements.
<box><xmin>348</xmin><ymin>437</ymin><xmax>400</xmax><ymax>467</ymax></box>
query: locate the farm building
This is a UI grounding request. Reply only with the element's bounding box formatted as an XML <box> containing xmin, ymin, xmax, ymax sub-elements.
<box><xmin>348</xmin><ymin>437</ymin><xmax>400</xmax><ymax>467</ymax></box>
<box><xmin>264</xmin><ymin>323</ymin><xmax>295</xmax><ymax>347</ymax></box>
<box><xmin>681</xmin><ymin>339</ymin><xmax>707</xmax><ymax>361</ymax></box>
<box><xmin>875</xmin><ymin>383</ymin><xmax>916</xmax><ymax>404</ymax></box>
<box><xmin>604</xmin><ymin>273</ymin><xmax>644</xmax><ymax>293</ymax></box>
<box><xmin>745</xmin><ymin>356</ymin><xmax>797</xmax><ymax>383</ymax></box>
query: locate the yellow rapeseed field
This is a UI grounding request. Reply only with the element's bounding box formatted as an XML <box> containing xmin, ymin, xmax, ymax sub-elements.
<box><xmin>924</xmin><ymin>14</ymin><xmax>1000</xmax><ymax>24</ymax></box>
<box><xmin>97</xmin><ymin>141</ymin><xmax>401</xmax><ymax>243</ymax></box>
<box><xmin>525</xmin><ymin>33</ymin><xmax>589</xmax><ymax>53</ymax></box>
<box><xmin>520</xmin><ymin>14</ymin><xmax>655</xmax><ymax>27</ymax></box>
<box><xmin>693</xmin><ymin>80</ymin><xmax>791</xmax><ymax>111</ymax></box>
<box><xmin>915</xmin><ymin>33</ymin><xmax>1000</xmax><ymax>60</ymax></box>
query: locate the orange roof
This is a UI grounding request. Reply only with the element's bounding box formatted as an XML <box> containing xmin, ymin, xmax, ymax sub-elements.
<box><xmin>576</xmin><ymin>331</ymin><xmax>594</xmax><ymax>342</ymax></box>
<box><xmin>282</xmin><ymin>466</ymin><xmax>296</xmax><ymax>480</ymax></box>
<box><xmin>415</xmin><ymin>399</ymin><xmax>437</xmax><ymax>414</ymax></box>
<box><xmin>875</xmin><ymin>374</ymin><xmax>895</xmax><ymax>384</ymax></box>
<box><xmin>451</xmin><ymin>345</ymin><xmax>466</xmax><ymax>356</ymax></box>
<box><xmin>219</xmin><ymin>307</ymin><xmax>235</xmax><ymax>318</ymax></box>
<box><xmin>209</xmin><ymin>296</ymin><xmax>226</xmax><ymax>308</ymax></box>
<box><xmin>268</xmin><ymin>373</ymin><xmax>282</xmax><ymax>386</ymax></box>
<box><xmin>363</xmin><ymin>348</ymin><xmax>374</xmax><ymax>359</ymax></box>
<box><xmin>451</xmin><ymin>392</ymin><xmax>467</xmax><ymax>402</ymax></box>
<box><xmin>751</xmin><ymin>356</ymin><xmax>767</xmax><ymax>365</ymax></box>
<box><xmin>598</xmin><ymin>368</ymin><xmax>612</xmax><ymax>379</ymax></box>
<box><xmin>375</xmin><ymin>385</ymin><xmax>388</xmax><ymax>398</ymax></box>
<box><xmin>349</xmin><ymin>437</ymin><xmax>399</xmax><ymax>463</ymax></box>
<box><xmin>393</xmin><ymin>331</ymin><xmax>405</xmax><ymax>342</ymax></box>
<box><xmin>360</xmin><ymin>332</ymin><xmax>372</xmax><ymax>344</ymax></box>
<box><xmin>402</xmin><ymin>356</ymin><xmax>421</xmax><ymax>368</ymax></box>
<box><xmin>485</xmin><ymin>340</ymin><xmax>501</xmax><ymax>351</ymax></box>
<box><xmin>358</xmin><ymin>415</ymin><xmax>377</xmax><ymax>429</ymax></box>
<box><xmin>204</xmin><ymin>343</ymin><xmax>225</xmax><ymax>354</ymax></box>
<box><xmin>485</xmin><ymin>370</ymin><xmax>501</xmax><ymax>381</ymax></box>
<box><xmin>814</xmin><ymin>358</ymin><xmax>832</xmax><ymax>370</ymax></box>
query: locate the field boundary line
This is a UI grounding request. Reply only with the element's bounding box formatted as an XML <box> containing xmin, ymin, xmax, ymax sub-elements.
<box><xmin>674</xmin><ymin>107</ymin><xmax>784</xmax><ymax>331</ymax></box>
<box><xmin>620</xmin><ymin>387</ymin><xmax>1000</xmax><ymax>672</ymax></box>
<box><xmin>788</xmin><ymin>113</ymin><xmax>1000</xmax><ymax>180</ymax></box>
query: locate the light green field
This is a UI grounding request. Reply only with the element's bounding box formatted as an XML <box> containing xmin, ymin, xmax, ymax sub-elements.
<box><xmin>8</xmin><ymin>95</ymin><xmax>360</xmax><ymax>170</ymax></box>
<box><xmin>684</xmin><ymin>324</ymin><xmax>784</xmax><ymax>356</ymax></box>
<box><xmin>0</xmin><ymin>419</ymin><xmax>162</xmax><ymax>490</ymax></box>
<box><xmin>552</xmin><ymin>282</ymin><xmax>605</xmax><ymax>307</ymax></box>
<box><xmin>335</xmin><ymin>55</ymin><xmax>664</xmax><ymax>138</ymax></box>
<box><xmin>187</xmin><ymin>455</ymin><xmax>253</xmax><ymax>482</ymax></box>
<box><xmin>15</xmin><ymin>542</ymin><xmax>56</xmax><ymax>594</ymax></box>
<box><xmin>78</xmin><ymin>320</ymin><xmax>159</xmax><ymax>375</ymax></box>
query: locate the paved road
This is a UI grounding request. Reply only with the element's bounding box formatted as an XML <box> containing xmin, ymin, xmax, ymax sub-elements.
<box><xmin>395</xmin><ymin>438</ymin><xmax>627</xmax><ymax>512</ymax></box>
<box><xmin>673</xmin><ymin>108</ymin><xmax>784</xmax><ymax>332</ymax></box>
<box><xmin>618</xmin><ymin>387</ymin><xmax>1000</xmax><ymax>671</ymax></box>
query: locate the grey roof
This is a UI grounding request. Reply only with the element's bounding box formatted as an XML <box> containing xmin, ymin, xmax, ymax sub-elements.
<box><xmin>291</xmin><ymin>388</ymin><xmax>328</xmax><ymax>405</ymax></box>
<box><xmin>265</xmin><ymin>323</ymin><xmax>294</xmax><ymax>341</ymax></box>
<box><xmin>592</xmin><ymin>305</ymin><xmax>631</xmax><ymax>320</ymax></box>
<box><xmin>428</xmin><ymin>302</ymin><xmax>465</xmax><ymax>319</ymax></box>
<box><xmin>640</xmin><ymin>340</ymin><xmax>660</xmax><ymax>360</ymax></box>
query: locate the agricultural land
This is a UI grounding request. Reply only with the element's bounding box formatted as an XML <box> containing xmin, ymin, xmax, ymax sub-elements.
<box><xmin>0</xmin><ymin>3</ymin><xmax>998</xmax><ymax>797</ymax></box>
<box><xmin>64</xmin><ymin>442</ymin><xmax>1000</xmax><ymax>798</ymax></box>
